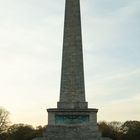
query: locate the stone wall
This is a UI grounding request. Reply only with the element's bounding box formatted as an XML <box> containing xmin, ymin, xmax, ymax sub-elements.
<box><xmin>43</xmin><ymin>125</ymin><xmax>102</xmax><ymax>140</ymax></box>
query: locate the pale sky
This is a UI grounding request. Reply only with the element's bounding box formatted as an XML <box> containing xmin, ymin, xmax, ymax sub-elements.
<box><xmin>0</xmin><ymin>0</ymin><xmax>140</xmax><ymax>126</ymax></box>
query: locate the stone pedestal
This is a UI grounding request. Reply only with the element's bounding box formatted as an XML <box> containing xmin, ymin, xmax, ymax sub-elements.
<box><xmin>47</xmin><ymin>108</ymin><xmax>98</xmax><ymax>126</ymax></box>
<box><xmin>40</xmin><ymin>108</ymin><xmax>102</xmax><ymax>140</ymax></box>
<box><xmin>43</xmin><ymin>125</ymin><xmax>101</xmax><ymax>140</ymax></box>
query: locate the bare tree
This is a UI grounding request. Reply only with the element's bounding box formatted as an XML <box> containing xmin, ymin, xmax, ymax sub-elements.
<box><xmin>0</xmin><ymin>107</ymin><xmax>10</xmax><ymax>134</ymax></box>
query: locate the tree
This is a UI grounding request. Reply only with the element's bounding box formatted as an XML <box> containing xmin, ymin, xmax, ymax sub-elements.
<box><xmin>121</xmin><ymin>121</ymin><xmax>140</xmax><ymax>140</ymax></box>
<box><xmin>35</xmin><ymin>125</ymin><xmax>46</xmax><ymax>137</ymax></box>
<box><xmin>99</xmin><ymin>121</ymin><xmax>123</xmax><ymax>140</ymax></box>
<box><xmin>7</xmin><ymin>124</ymin><xmax>36</xmax><ymax>140</ymax></box>
<box><xmin>0</xmin><ymin>107</ymin><xmax>10</xmax><ymax>134</ymax></box>
<box><xmin>99</xmin><ymin>121</ymin><xmax>140</xmax><ymax>140</ymax></box>
<box><xmin>99</xmin><ymin>121</ymin><xmax>113</xmax><ymax>138</ymax></box>
<box><xmin>109</xmin><ymin>121</ymin><xmax>124</xmax><ymax>140</ymax></box>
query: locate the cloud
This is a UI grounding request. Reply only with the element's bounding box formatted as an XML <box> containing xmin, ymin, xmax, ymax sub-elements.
<box><xmin>94</xmin><ymin>68</ymin><xmax>140</xmax><ymax>82</ymax></box>
<box><xmin>82</xmin><ymin>0</ymin><xmax>140</xmax><ymax>46</ymax></box>
<box><xmin>0</xmin><ymin>0</ymin><xmax>64</xmax><ymax>24</ymax></box>
<box><xmin>98</xmin><ymin>94</ymin><xmax>140</xmax><ymax>122</ymax></box>
<box><xmin>83</xmin><ymin>0</ymin><xmax>138</xmax><ymax>17</ymax></box>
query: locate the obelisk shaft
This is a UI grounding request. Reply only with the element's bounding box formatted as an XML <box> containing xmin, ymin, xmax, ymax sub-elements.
<box><xmin>58</xmin><ymin>0</ymin><xmax>87</xmax><ymax>109</ymax></box>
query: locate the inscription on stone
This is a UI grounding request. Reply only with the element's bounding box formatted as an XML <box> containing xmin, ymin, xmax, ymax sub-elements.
<box><xmin>55</xmin><ymin>115</ymin><xmax>89</xmax><ymax>125</ymax></box>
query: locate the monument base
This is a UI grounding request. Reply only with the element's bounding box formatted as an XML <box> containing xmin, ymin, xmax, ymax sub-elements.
<box><xmin>35</xmin><ymin>108</ymin><xmax>101</xmax><ymax>140</ymax></box>
<box><xmin>33</xmin><ymin>109</ymin><xmax>112</xmax><ymax>140</ymax></box>
<box><xmin>43</xmin><ymin>125</ymin><xmax>101</xmax><ymax>140</ymax></box>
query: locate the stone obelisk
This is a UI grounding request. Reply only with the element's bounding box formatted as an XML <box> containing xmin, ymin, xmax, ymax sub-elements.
<box><xmin>33</xmin><ymin>0</ymin><xmax>111</xmax><ymax>140</ymax></box>
<box><xmin>58</xmin><ymin>0</ymin><xmax>87</xmax><ymax>109</ymax></box>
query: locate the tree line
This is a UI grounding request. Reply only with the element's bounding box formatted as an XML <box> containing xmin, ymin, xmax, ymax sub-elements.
<box><xmin>0</xmin><ymin>107</ymin><xmax>140</xmax><ymax>140</ymax></box>
<box><xmin>99</xmin><ymin>121</ymin><xmax>140</xmax><ymax>140</ymax></box>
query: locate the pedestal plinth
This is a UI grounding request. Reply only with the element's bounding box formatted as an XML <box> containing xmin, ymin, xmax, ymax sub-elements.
<box><xmin>47</xmin><ymin>108</ymin><xmax>98</xmax><ymax>126</ymax></box>
<box><xmin>40</xmin><ymin>108</ymin><xmax>102</xmax><ymax>140</ymax></box>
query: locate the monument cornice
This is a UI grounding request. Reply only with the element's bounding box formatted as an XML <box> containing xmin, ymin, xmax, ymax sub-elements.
<box><xmin>47</xmin><ymin>108</ymin><xmax>98</xmax><ymax>113</ymax></box>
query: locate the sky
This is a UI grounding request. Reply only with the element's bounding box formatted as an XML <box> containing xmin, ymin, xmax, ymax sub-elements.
<box><xmin>0</xmin><ymin>0</ymin><xmax>140</xmax><ymax>126</ymax></box>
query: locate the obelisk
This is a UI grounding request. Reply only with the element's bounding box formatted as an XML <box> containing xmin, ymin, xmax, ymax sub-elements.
<box><xmin>35</xmin><ymin>0</ymin><xmax>108</xmax><ymax>140</ymax></box>
<box><xmin>57</xmin><ymin>0</ymin><xmax>87</xmax><ymax>109</ymax></box>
